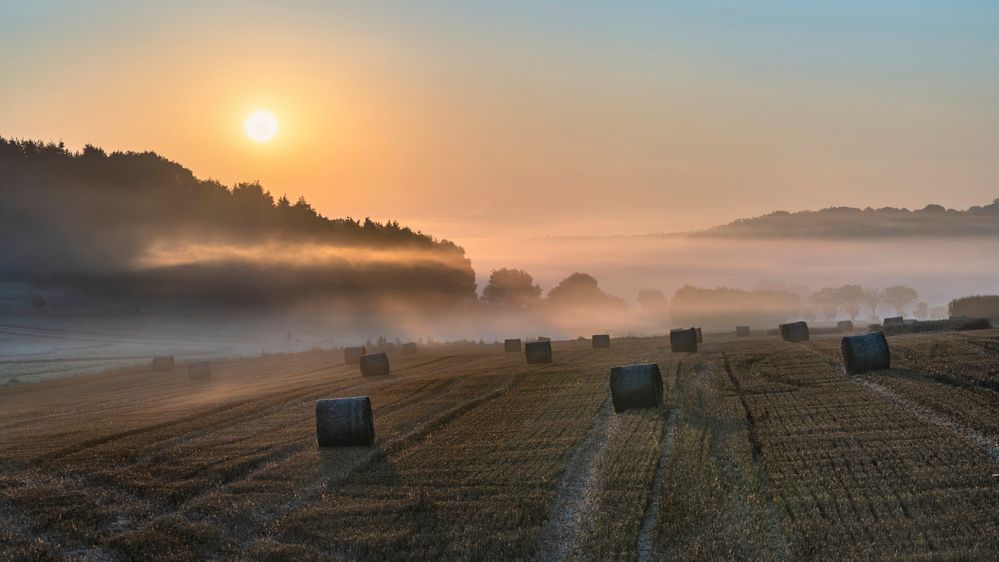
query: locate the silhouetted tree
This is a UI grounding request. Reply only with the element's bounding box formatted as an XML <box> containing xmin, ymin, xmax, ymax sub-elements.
<box><xmin>914</xmin><ymin>302</ymin><xmax>928</xmax><ymax>320</ymax></box>
<box><xmin>883</xmin><ymin>285</ymin><xmax>918</xmax><ymax>316</ymax></box>
<box><xmin>835</xmin><ymin>284</ymin><xmax>864</xmax><ymax>321</ymax></box>
<box><xmin>482</xmin><ymin>268</ymin><xmax>542</xmax><ymax>310</ymax></box>
<box><xmin>637</xmin><ymin>288</ymin><xmax>668</xmax><ymax>312</ymax></box>
<box><xmin>547</xmin><ymin>273</ymin><xmax>626</xmax><ymax>310</ymax></box>
<box><xmin>811</xmin><ymin>288</ymin><xmax>840</xmax><ymax>320</ymax></box>
<box><xmin>861</xmin><ymin>287</ymin><xmax>883</xmax><ymax>320</ymax></box>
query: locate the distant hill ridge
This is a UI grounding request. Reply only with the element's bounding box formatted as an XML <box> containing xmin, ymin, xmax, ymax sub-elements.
<box><xmin>696</xmin><ymin>200</ymin><xmax>999</xmax><ymax>238</ymax></box>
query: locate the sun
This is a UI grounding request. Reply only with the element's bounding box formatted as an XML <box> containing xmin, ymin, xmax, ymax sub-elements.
<box><xmin>244</xmin><ymin>110</ymin><xmax>279</xmax><ymax>143</ymax></box>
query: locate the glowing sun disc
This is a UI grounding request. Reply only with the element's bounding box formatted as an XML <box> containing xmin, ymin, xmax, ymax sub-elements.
<box><xmin>244</xmin><ymin>110</ymin><xmax>279</xmax><ymax>142</ymax></box>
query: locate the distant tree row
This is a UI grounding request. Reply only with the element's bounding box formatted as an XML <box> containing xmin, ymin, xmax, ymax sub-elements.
<box><xmin>949</xmin><ymin>295</ymin><xmax>999</xmax><ymax>320</ymax></box>
<box><xmin>481</xmin><ymin>269</ymin><xmax>627</xmax><ymax>312</ymax></box>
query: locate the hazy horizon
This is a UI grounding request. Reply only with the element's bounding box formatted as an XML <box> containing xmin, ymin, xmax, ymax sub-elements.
<box><xmin>3</xmin><ymin>1</ymin><xmax>998</xmax><ymax>238</ymax></box>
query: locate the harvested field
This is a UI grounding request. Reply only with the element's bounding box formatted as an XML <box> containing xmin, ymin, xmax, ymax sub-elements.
<box><xmin>1</xmin><ymin>331</ymin><xmax>997</xmax><ymax>560</ymax></box>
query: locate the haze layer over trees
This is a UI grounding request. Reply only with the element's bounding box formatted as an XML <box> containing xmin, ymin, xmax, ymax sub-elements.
<box><xmin>0</xmin><ymin>138</ymin><xmax>476</xmax><ymax>311</ymax></box>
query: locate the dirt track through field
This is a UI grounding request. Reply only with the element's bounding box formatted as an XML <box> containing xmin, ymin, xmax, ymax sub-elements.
<box><xmin>535</xmin><ymin>398</ymin><xmax>619</xmax><ymax>562</ymax></box>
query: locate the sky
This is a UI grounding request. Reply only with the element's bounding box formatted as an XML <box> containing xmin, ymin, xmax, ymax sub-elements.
<box><xmin>2</xmin><ymin>1</ymin><xmax>998</xmax><ymax>240</ymax></box>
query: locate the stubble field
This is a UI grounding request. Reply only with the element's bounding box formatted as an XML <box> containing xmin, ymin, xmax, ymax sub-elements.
<box><xmin>1</xmin><ymin>329</ymin><xmax>997</xmax><ymax>561</ymax></box>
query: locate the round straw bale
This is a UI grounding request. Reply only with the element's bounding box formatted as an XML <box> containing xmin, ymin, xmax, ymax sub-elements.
<box><xmin>344</xmin><ymin>346</ymin><xmax>366</xmax><ymax>365</ymax></box>
<box><xmin>187</xmin><ymin>361</ymin><xmax>211</xmax><ymax>380</ymax></box>
<box><xmin>537</xmin><ymin>336</ymin><xmax>551</xmax><ymax>342</ymax></box>
<box><xmin>670</xmin><ymin>328</ymin><xmax>698</xmax><ymax>352</ymax></box>
<box><xmin>779</xmin><ymin>321</ymin><xmax>809</xmax><ymax>342</ymax></box>
<box><xmin>837</xmin><ymin>320</ymin><xmax>854</xmax><ymax>331</ymax></box>
<box><xmin>152</xmin><ymin>356</ymin><xmax>175</xmax><ymax>372</ymax></box>
<box><xmin>316</xmin><ymin>396</ymin><xmax>374</xmax><ymax>447</ymax></box>
<box><xmin>609</xmin><ymin>363</ymin><xmax>663</xmax><ymax>413</ymax></box>
<box><xmin>504</xmin><ymin>338</ymin><xmax>522</xmax><ymax>352</ymax></box>
<box><xmin>592</xmin><ymin>334</ymin><xmax>610</xmax><ymax>349</ymax></box>
<box><xmin>525</xmin><ymin>340</ymin><xmax>552</xmax><ymax>364</ymax></box>
<box><xmin>401</xmin><ymin>342</ymin><xmax>418</xmax><ymax>354</ymax></box>
<box><xmin>359</xmin><ymin>353</ymin><xmax>390</xmax><ymax>377</ymax></box>
<box><xmin>841</xmin><ymin>331</ymin><xmax>890</xmax><ymax>375</ymax></box>
<box><xmin>695</xmin><ymin>327</ymin><xmax>703</xmax><ymax>343</ymax></box>
<box><xmin>883</xmin><ymin>316</ymin><xmax>904</xmax><ymax>327</ymax></box>
<box><xmin>736</xmin><ymin>326</ymin><xmax>751</xmax><ymax>337</ymax></box>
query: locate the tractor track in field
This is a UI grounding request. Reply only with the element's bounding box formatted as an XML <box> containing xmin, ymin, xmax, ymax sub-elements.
<box><xmin>535</xmin><ymin>397</ymin><xmax>619</xmax><ymax>562</ymax></box>
<box><xmin>800</xmin><ymin>346</ymin><xmax>999</xmax><ymax>463</ymax></box>
<box><xmin>635</xmin><ymin>357</ymin><xmax>684</xmax><ymax>562</ymax></box>
<box><xmin>722</xmin><ymin>353</ymin><xmax>789</xmax><ymax>562</ymax></box>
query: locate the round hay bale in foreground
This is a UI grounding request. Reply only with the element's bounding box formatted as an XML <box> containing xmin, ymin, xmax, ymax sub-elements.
<box><xmin>504</xmin><ymin>338</ymin><xmax>522</xmax><ymax>353</ymax></box>
<box><xmin>152</xmin><ymin>356</ymin><xmax>175</xmax><ymax>372</ymax></box>
<box><xmin>837</xmin><ymin>320</ymin><xmax>854</xmax><ymax>331</ymax></box>
<box><xmin>592</xmin><ymin>334</ymin><xmax>610</xmax><ymax>349</ymax></box>
<box><xmin>670</xmin><ymin>328</ymin><xmax>698</xmax><ymax>352</ymax></box>
<box><xmin>316</xmin><ymin>396</ymin><xmax>374</xmax><ymax>447</ymax></box>
<box><xmin>841</xmin><ymin>331</ymin><xmax>890</xmax><ymax>375</ymax></box>
<box><xmin>344</xmin><ymin>346</ymin><xmax>367</xmax><ymax>365</ymax></box>
<box><xmin>883</xmin><ymin>316</ymin><xmax>904</xmax><ymax>327</ymax></box>
<box><xmin>779</xmin><ymin>321</ymin><xmax>809</xmax><ymax>343</ymax></box>
<box><xmin>525</xmin><ymin>341</ymin><xmax>552</xmax><ymax>364</ymax></box>
<box><xmin>610</xmin><ymin>363</ymin><xmax>663</xmax><ymax>413</ymax></box>
<box><xmin>736</xmin><ymin>326</ymin><xmax>751</xmax><ymax>337</ymax></box>
<box><xmin>359</xmin><ymin>353</ymin><xmax>390</xmax><ymax>377</ymax></box>
<box><xmin>187</xmin><ymin>361</ymin><xmax>211</xmax><ymax>380</ymax></box>
<box><xmin>401</xmin><ymin>342</ymin><xmax>418</xmax><ymax>354</ymax></box>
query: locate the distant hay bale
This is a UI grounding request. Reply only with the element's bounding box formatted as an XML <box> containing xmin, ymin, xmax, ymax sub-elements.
<box><xmin>187</xmin><ymin>361</ymin><xmax>211</xmax><ymax>380</ymax></box>
<box><xmin>537</xmin><ymin>336</ymin><xmax>551</xmax><ymax>342</ymax></box>
<box><xmin>609</xmin><ymin>363</ymin><xmax>663</xmax><ymax>413</ymax></box>
<box><xmin>359</xmin><ymin>353</ymin><xmax>390</xmax><ymax>377</ymax></box>
<box><xmin>152</xmin><ymin>356</ymin><xmax>175</xmax><ymax>372</ymax></box>
<box><xmin>670</xmin><ymin>328</ymin><xmax>698</xmax><ymax>352</ymax></box>
<box><xmin>841</xmin><ymin>331</ymin><xmax>890</xmax><ymax>375</ymax></box>
<box><xmin>695</xmin><ymin>327</ymin><xmax>703</xmax><ymax>343</ymax></box>
<box><xmin>837</xmin><ymin>320</ymin><xmax>854</xmax><ymax>331</ymax></box>
<box><xmin>344</xmin><ymin>346</ymin><xmax>367</xmax><ymax>365</ymax></box>
<box><xmin>883</xmin><ymin>316</ymin><xmax>904</xmax><ymax>327</ymax></box>
<box><xmin>504</xmin><ymin>338</ymin><xmax>522</xmax><ymax>353</ymax></box>
<box><xmin>592</xmin><ymin>334</ymin><xmax>610</xmax><ymax>349</ymax></box>
<box><xmin>401</xmin><ymin>342</ymin><xmax>418</xmax><ymax>354</ymax></box>
<box><xmin>736</xmin><ymin>326</ymin><xmax>751</xmax><ymax>337</ymax></box>
<box><xmin>315</xmin><ymin>396</ymin><xmax>374</xmax><ymax>447</ymax></box>
<box><xmin>525</xmin><ymin>341</ymin><xmax>552</xmax><ymax>364</ymax></box>
<box><xmin>779</xmin><ymin>321</ymin><xmax>809</xmax><ymax>343</ymax></box>
<box><xmin>868</xmin><ymin>323</ymin><xmax>882</xmax><ymax>332</ymax></box>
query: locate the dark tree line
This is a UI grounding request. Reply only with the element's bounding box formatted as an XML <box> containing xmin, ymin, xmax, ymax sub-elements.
<box><xmin>0</xmin><ymin>138</ymin><xmax>476</xmax><ymax>309</ymax></box>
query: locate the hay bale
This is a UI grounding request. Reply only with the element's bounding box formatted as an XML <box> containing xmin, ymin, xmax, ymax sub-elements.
<box><xmin>187</xmin><ymin>361</ymin><xmax>211</xmax><ymax>380</ymax></box>
<box><xmin>670</xmin><ymin>328</ymin><xmax>698</xmax><ymax>352</ymax></box>
<box><xmin>841</xmin><ymin>331</ymin><xmax>890</xmax><ymax>375</ymax></box>
<box><xmin>537</xmin><ymin>336</ymin><xmax>551</xmax><ymax>342</ymax></box>
<box><xmin>315</xmin><ymin>396</ymin><xmax>374</xmax><ymax>447</ymax></box>
<box><xmin>868</xmin><ymin>323</ymin><xmax>882</xmax><ymax>332</ymax></box>
<box><xmin>344</xmin><ymin>346</ymin><xmax>367</xmax><ymax>365</ymax></box>
<box><xmin>152</xmin><ymin>356</ymin><xmax>175</xmax><ymax>372</ymax></box>
<box><xmin>592</xmin><ymin>334</ymin><xmax>610</xmax><ymax>349</ymax></box>
<box><xmin>609</xmin><ymin>363</ymin><xmax>663</xmax><ymax>413</ymax></box>
<box><xmin>401</xmin><ymin>342</ymin><xmax>418</xmax><ymax>354</ymax></box>
<box><xmin>736</xmin><ymin>326</ymin><xmax>751</xmax><ymax>337</ymax></box>
<box><xmin>695</xmin><ymin>327</ymin><xmax>703</xmax><ymax>343</ymax></box>
<box><xmin>504</xmin><ymin>338</ymin><xmax>522</xmax><ymax>353</ymax></box>
<box><xmin>525</xmin><ymin>341</ymin><xmax>552</xmax><ymax>364</ymax></box>
<box><xmin>883</xmin><ymin>316</ymin><xmax>904</xmax><ymax>327</ymax></box>
<box><xmin>359</xmin><ymin>353</ymin><xmax>390</xmax><ymax>377</ymax></box>
<box><xmin>837</xmin><ymin>320</ymin><xmax>854</xmax><ymax>331</ymax></box>
<box><xmin>779</xmin><ymin>321</ymin><xmax>809</xmax><ymax>342</ymax></box>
